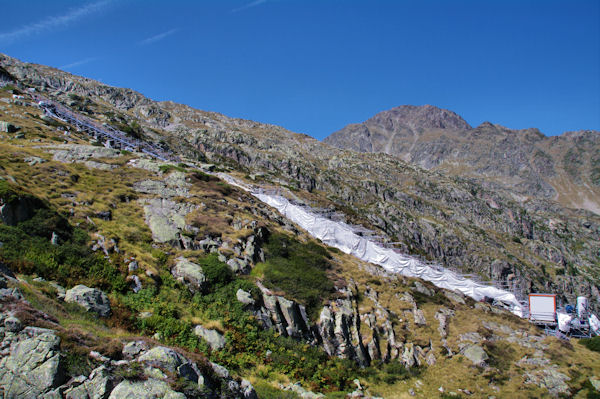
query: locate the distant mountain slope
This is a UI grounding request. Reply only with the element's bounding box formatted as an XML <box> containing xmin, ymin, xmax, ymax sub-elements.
<box><xmin>324</xmin><ymin>105</ymin><xmax>600</xmax><ymax>214</ymax></box>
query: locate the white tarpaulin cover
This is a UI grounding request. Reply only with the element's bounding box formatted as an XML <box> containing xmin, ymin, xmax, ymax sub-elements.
<box><xmin>557</xmin><ymin>312</ymin><xmax>572</xmax><ymax>333</ymax></box>
<box><xmin>216</xmin><ymin>172</ymin><xmax>526</xmax><ymax>316</ymax></box>
<box><xmin>218</xmin><ymin>174</ymin><xmax>600</xmax><ymax>325</ymax></box>
<box><xmin>590</xmin><ymin>314</ymin><xmax>600</xmax><ymax>336</ymax></box>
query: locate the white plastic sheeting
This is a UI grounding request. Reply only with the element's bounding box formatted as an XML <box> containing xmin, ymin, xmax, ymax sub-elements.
<box><xmin>589</xmin><ymin>314</ymin><xmax>600</xmax><ymax>336</ymax></box>
<box><xmin>218</xmin><ymin>174</ymin><xmax>600</xmax><ymax>326</ymax></box>
<box><xmin>234</xmin><ymin>183</ymin><xmax>524</xmax><ymax>316</ymax></box>
<box><xmin>557</xmin><ymin>312</ymin><xmax>572</xmax><ymax>333</ymax></box>
<box><xmin>577</xmin><ymin>296</ymin><xmax>589</xmax><ymax>319</ymax></box>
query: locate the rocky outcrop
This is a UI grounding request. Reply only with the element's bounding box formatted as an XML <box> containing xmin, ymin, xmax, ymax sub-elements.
<box><xmin>64</xmin><ymin>285</ymin><xmax>111</xmax><ymax>317</ymax></box>
<box><xmin>194</xmin><ymin>325</ymin><xmax>226</xmax><ymax>351</ymax></box>
<box><xmin>47</xmin><ymin>144</ymin><xmax>121</xmax><ymax>163</ymax></box>
<box><xmin>141</xmin><ymin>198</ymin><xmax>197</xmax><ymax>245</ymax></box>
<box><xmin>0</xmin><ymin>327</ymin><xmax>65</xmax><ymax>397</ymax></box>
<box><xmin>318</xmin><ymin>288</ymin><xmax>370</xmax><ymax>367</ymax></box>
<box><xmin>236</xmin><ymin>289</ymin><xmax>255</xmax><ymax>305</ymax></box>
<box><xmin>171</xmin><ymin>257</ymin><xmax>206</xmax><ymax>292</ymax></box>
<box><xmin>524</xmin><ymin>366</ymin><xmax>571</xmax><ymax>397</ymax></box>
<box><xmin>137</xmin><ymin>346</ymin><xmax>187</xmax><ymax>373</ymax></box>
<box><xmin>461</xmin><ymin>345</ymin><xmax>488</xmax><ymax>366</ymax></box>
<box><xmin>258</xmin><ymin>283</ymin><xmax>314</xmax><ymax>342</ymax></box>
<box><xmin>435</xmin><ymin>307</ymin><xmax>454</xmax><ymax>338</ymax></box>
<box><xmin>133</xmin><ymin>171</ymin><xmax>190</xmax><ymax>199</ymax></box>
<box><xmin>108</xmin><ymin>379</ymin><xmax>185</xmax><ymax>399</ymax></box>
<box><xmin>61</xmin><ymin>365</ymin><xmax>113</xmax><ymax>399</ymax></box>
<box><xmin>0</xmin><ymin>191</ymin><xmax>46</xmax><ymax>226</ymax></box>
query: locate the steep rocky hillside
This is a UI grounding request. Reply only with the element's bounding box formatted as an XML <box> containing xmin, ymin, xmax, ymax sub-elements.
<box><xmin>1</xmin><ymin>53</ymin><xmax>600</xmax><ymax>398</ymax></box>
<box><xmin>2</xmin><ymin>54</ymin><xmax>599</xmax><ymax>313</ymax></box>
<box><xmin>324</xmin><ymin>105</ymin><xmax>600</xmax><ymax>215</ymax></box>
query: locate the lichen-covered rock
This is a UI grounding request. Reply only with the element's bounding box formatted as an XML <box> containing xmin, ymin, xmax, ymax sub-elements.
<box><xmin>435</xmin><ymin>307</ymin><xmax>454</xmax><ymax>338</ymax></box>
<box><xmin>64</xmin><ymin>365</ymin><xmax>113</xmax><ymax>399</ymax></box>
<box><xmin>524</xmin><ymin>366</ymin><xmax>571</xmax><ymax>397</ymax></box>
<box><xmin>413</xmin><ymin>281</ymin><xmax>434</xmax><ymax>296</ymax></box>
<box><xmin>141</xmin><ymin>198</ymin><xmax>196</xmax><ymax>244</ymax></box>
<box><xmin>281</xmin><ymin>382</ymin><xmax>325</xmax><ymax>398</ymax></box>
<box><xmin>462</xmin><ymin>345</ymin><xmax>488</xmax><ymax>366</ymax></box>
<box><xmin>65</xmin><ymin>285</ymin><xmax>111</xmax><ymax>317</ymax></box>
<box><xmin>137</xmin><ymin>346</ymin><xmax>185</xmax><ymax>373</ymax></box>
<box><xmin>413</xmin><ymin>305</ymin><xmax>426</xmax><ymax>326</ymax></box>
<box><xmin>227</xmin><ymin>257</ymin><xmax>250</xmax><ymax>274</ymax></box>
<box><xmin>48</xmin><ymin>144</ymin><xmax>121</xmax><ymax>163</ymax></box>
<box><xmin>133</xmin><ymin>174</ymin><xmax>190</xmax><ymax>198</ymax></box>
<box><xmin>210</xmin><ymin>362</ymin><xmax>230</xmax><ymax>379</ymax></box>
<box><xmin>444</xmin><ymin>290</ymin><xmax>466</xmax><ymax>305</ymax></box>
<box><xmin>171</xmin><ymin>257</ymin><xmax>206</xmax><ymax>292</ymax></box>
<box><xmin>317</xmin><ymin>290</ymin><xmax>370</xmax><ymax>367</ymax></box>
<box><xmin>122</xmin><ymin>340</ymin><xmax>149</xmax><ymax>359</ymax></box>
<box><xmin>194</xmin><ymin>325</ymin><xmax>226</xmax><ymax>351</ymax></box>
<box><xmin>241</xmin><ymin>379</ymin><xmax>258</xmax><ymax>399</ymax></box>
<box><xmin>108</xmin><ymin>378</ymin><xmax>186</xmax><ymax>399</ymax></box>
<box><xmin>402</xmin><ymin>343</ymin><xmax>420</xmax><ymax>368</ymax></box>
<box><xmin>0</xmin><ymin>327</ymin><xmax>65</xmax><ymax>397</ymax></box>
<box><xmin>236</xmin><ymin>288</ymin><xmax>255</xmax><ymax>305</ymax></box>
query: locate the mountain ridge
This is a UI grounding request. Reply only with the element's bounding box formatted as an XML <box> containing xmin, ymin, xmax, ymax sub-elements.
<box><xmin>324</xmin><ymin>105</ymin><xmax>600</xmax><ymax>214</ymax></box>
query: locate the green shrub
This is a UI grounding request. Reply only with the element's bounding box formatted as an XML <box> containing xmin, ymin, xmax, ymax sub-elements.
<box><xmin>254</xmin><ymin>381</ymin><xmax>301</xmax><ymax>399</ymax></box>
<box><xmin>196</xmin><ymin>253</ymin><xmax>233</xmax><ymax>291</ymax></box>
<box><xmin>62</xmin><ymin>351</ymin><xmax>98</xmax><ymax>378</ymax></box>
<box><xmin>0</xmin><ymin>188</ymin><xmax>126</xmax><ymax>293</ymax></box>
<box><xmin>215</xmin><ymin>182</ymin><xmax>232</xmax><ymax>196</ymax></box>
<box><xmin>151</xmin><ymin>249</ymin><xmax>169</xmax><ymax>266</ymax></box>
<box><xmin>579</xmin><ymin>336</ymin><xmax>600</xmax><ymax>353</ymax></box>
<box><xmin>260</xmin><ymin>233</ymin><xmax>334</xmax><ymax>320</ymax></box>
<box><xmin>158</xmin><ymin>164</ymin><xmax>187</xmax><ymax>174</ymax></box>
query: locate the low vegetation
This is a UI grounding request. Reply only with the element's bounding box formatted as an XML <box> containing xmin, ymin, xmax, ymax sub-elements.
<box><xmin>257</xmin><ymin>232</ymin><xmax>335</xmax><ymax>320</ymax></box>
<box><xmin>0</xmin><ymin>183</ymin><xmax>127</xmax><ymax>293</ymax></box>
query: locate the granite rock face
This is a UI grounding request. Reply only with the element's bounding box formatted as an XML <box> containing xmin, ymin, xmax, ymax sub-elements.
<box><xmin>65</xmin><ymin>285</ymin><xmax>111</xmax><ymax>317</ymax></box>
<box><xmin>0</xmin><ymin>327</ymin><xmax>65</xmax><ymax>398</ymax></box>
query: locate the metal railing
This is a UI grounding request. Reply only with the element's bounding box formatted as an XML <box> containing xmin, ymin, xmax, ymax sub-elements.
<box><xmin>33</xmin><ymin>94</ymin><xmax>178</xmax><ymax>162</ymax></box>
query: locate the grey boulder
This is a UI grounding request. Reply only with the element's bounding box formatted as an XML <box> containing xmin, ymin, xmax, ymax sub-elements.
<box><xmin>236</xmin><ymin>288</ymin><xmax>255</xmax><ymax>306</ymax></box>
<box><xmin>137</xmin><ymin>346</ymin><xmax>185</xmax><ymax>373</ymax></box>
<box><xmin>108</xmin><ymin>378</ymin><xmax>185</xmax><ymax>399</ymax></box>
<box><xmin>194</xmin><ymin>325</ymin><xmax>226</xmax><ymax>351</ymax></box>
<box><xmin>462</xmin><ymin>344</ymin><xmax>488</xmax><ymax>366</ymax></box>
<box><xmin>171</xmin><ymin>257</ymin><xmax>206</xmax><ymax>292</ymax></box>
<box><xmin>65</xmin><ymin>285</ymin><xmax>111</xmax><ymax>317</ymax></box>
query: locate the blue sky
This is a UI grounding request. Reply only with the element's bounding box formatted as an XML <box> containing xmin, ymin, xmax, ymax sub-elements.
<box><xmin>1</xmin><ymin>0</ymin><xmax>599</xmax><ymax>139</ymax></box>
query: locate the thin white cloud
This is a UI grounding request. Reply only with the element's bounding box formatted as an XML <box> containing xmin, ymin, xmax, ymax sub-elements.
<box><xmin>59</xmin><ymin>57</ymin><xmax>97</xmax><ymax>70</ymax></box>
<box><xmin>232</xmin><ymin>0</ymin><xmax>267</xmax><ymax>13</ymax></box>
<box><xmin>139</xmin><ymin>28</ymin><xmax>179</xmax><ymax>45</ymax></box>
<box><xmin>0</xmin><ymin>0</ymin><xmax>112</xmax><ymax>44</ymax></box>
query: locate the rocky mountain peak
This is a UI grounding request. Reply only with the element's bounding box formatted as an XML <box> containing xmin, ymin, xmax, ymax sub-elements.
<box><xmin>365</xmin><ymin>104</ymin><xmax>472</xmax><ymax>131</ymax></box>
